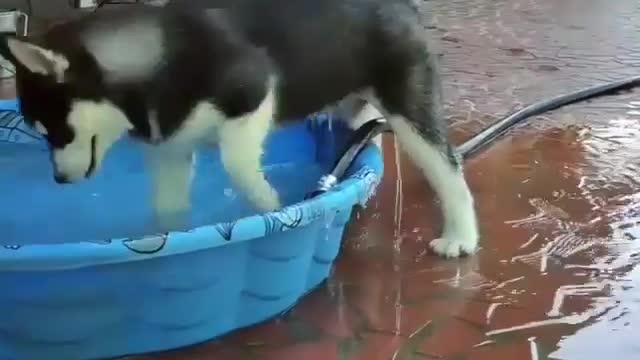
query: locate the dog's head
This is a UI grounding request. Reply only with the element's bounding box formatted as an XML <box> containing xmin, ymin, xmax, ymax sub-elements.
<box><xmin>0</xmin><ymin>35</ymin><xmax>133</xmax><ymax>183</ymax></box>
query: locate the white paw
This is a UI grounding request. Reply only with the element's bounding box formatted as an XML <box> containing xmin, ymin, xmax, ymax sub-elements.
<box><xmin>250</xmin><ymin>188</ymin><xmax>282</xmax><ymax>212</ymax></box>
<box><xmin>430</xmin><ymin>236</ymin><xmax>478</xmax><ymax>258</ymax></box>
<box><xmin>155</xmin><ymin>198</ymin><xmax>189</xmax><ymax>212</ymax></box>
<box><xmin>154</xmin><ymin>208</ymin><xmax>189</xmax><ymax>232</ymax></box>
<box><xmin>153</xmin><ymin>197</ymin><xmax>190</xmax><ymax>231</ymax></box>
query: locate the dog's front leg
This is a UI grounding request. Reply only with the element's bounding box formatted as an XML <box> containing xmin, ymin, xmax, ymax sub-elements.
<box><xmin>218</xmin><ymin>86</ymin><xmax>281</xmax><ymax>212</ymax></box>
<box><xmin>144</xmin><ymin>144</ymin><xmax>195</xmax><ymax>230</ymax></box>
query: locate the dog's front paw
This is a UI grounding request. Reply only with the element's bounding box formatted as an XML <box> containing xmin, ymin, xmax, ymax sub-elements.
<box><xmin>153</xmin><ymin>196</ymin><xmax>191</xmax><ymax>231</ymax></box>
<box><xmin>430</xmin><ymin>236</ymin><xmax>478</xmax><ymax>258</ymax></box>
<box><xmin>249</xmin><ymin>188</ymin><xmax>282</xmax><ymax>212</ymax></box>
<box><xmin>154</xmin><ymin>208</ymin><xmax>189</xmax><ymax>232</ymax></box>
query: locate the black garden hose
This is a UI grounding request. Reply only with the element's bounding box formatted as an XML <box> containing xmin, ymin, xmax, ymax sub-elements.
<box><xmin>305</xmin><ymin>117</ymin><xmax>389</xmax><ymax>199</ymax></box>
<box><xmin>458</xmin><ymin>74</ymin><xmax>640</xmax><ymax>158</ymax></box>
<box><xmin>308</xmin><ymin>75</ymin><xmax>640</xmax><ymax>198</ymax></box>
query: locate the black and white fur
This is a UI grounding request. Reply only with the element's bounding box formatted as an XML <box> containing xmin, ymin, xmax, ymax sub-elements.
<box><xmin>0</xmin><ymin>0</ymin><xmax>478</xmax><ymax>257</ymax></box>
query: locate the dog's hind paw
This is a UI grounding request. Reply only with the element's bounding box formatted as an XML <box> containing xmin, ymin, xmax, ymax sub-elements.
<box><xmin>430</xmin><ymin>236</ymin><xmax>478</xmax><ymax>258</ymax></box>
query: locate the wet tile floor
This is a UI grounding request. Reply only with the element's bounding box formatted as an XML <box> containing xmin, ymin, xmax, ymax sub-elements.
<box><xmin>10</xmin><ymin>0</ymin><xmax>640</xmax><ymax>358</ymax></box>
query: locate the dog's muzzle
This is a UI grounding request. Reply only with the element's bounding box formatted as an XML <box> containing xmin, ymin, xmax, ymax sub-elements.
<box><xmin>51</xmin><ymin>135</ymin><xmax>98</xmax><ymax>183</ymax></box>
<box><xmin>85</xmin><ymin>135</ymin><xmax>97</xmax><ymax>178</ymax></box>
<box><xmin>53</xmin><ymin>173</ymin><xmax>70</xmax><ymax>184</ymax></box>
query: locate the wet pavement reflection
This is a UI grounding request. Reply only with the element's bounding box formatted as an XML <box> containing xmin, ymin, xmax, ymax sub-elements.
<box><xmin>85</xmin><ymin>0</ymin><xmax>640</xmax><ymax>358</ymax></box>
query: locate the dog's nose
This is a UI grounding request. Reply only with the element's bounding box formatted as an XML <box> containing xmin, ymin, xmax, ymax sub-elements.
<box><xmin>54</xmin><ymin>174</ymin><xmax>70</xmax><ymax>184</ymax></box>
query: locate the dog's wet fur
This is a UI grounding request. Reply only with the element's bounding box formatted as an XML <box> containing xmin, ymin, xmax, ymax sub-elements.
<box><xmin>0</xmin><ymin>0</ymin><xmax>478</xmax><ymax>257</ymax></box>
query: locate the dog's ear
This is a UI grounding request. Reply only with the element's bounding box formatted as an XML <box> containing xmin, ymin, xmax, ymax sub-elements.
<box><xmin>0</xmin><ymin>36</ymin><xmax>69</xmax><ymax>82</ymax></box>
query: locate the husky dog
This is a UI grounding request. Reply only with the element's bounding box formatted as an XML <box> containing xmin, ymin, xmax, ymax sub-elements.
<box><xmin>0</xmin><ymin>0</ymin><xmax>478</xmax><ymax>257</ymax></box>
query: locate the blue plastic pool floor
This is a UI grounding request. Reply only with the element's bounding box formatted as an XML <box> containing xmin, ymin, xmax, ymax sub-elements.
<box><xmin>0</xmin><ymin>134</ymin><xmax>327</xmax><ymax>246</ymax></box>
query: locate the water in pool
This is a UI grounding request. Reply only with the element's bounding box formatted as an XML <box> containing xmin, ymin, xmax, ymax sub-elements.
<box><xmin>0</xmin><ymin>131</ymin><xmax>328</xmax><ymax>246</ymax></box>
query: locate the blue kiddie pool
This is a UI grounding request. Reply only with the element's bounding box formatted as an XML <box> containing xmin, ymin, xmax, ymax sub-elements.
<box><xmin>0</xmin><ymin>98</ymin><xmax>384</xmax><ymax>360</ymax></box>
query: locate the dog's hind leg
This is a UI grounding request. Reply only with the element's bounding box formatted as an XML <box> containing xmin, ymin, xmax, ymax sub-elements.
<box><xmin>374</xmin><ymin>48</ymin><xmax>478</xmax><ymax>258</ymax></box>
<box><xmin>218</xmin><ymin>83</ymin><xmax>281</xmax><ymax>212</ymax></box>
<box><xmin>336</xmin><ymin>95</ymin><xmax>385</xmax><ymax>148</ymax></box>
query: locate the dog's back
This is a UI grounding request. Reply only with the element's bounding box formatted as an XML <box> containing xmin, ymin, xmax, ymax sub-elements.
<box><xmin>166</xmin><ymin>0</ymin><xmax>424</xmax><ymax>119</ymax></box>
